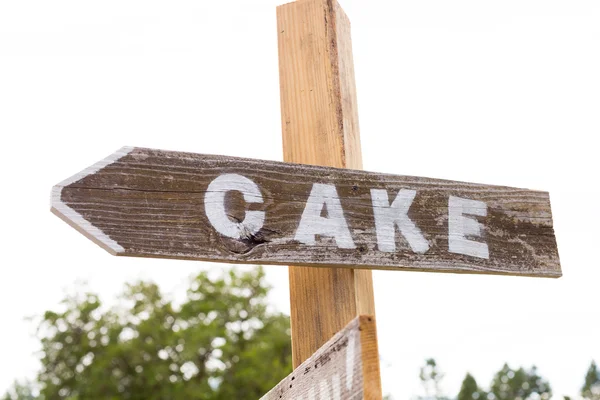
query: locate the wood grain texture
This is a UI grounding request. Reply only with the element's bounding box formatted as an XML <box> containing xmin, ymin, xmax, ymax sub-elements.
<box><xmin>277</xmin><ymin>0</ymin><xmax>378</xmax><ymax>371</ymax></box>
<box><xmin>359</xmin><ymin>316</ymin><xmax>381</xmax><ymax>400</ymax></box>
<box><xmin>260</xmin><ymin>315</ymin><xmax>381</xmax><ymax>400</ymax></box>
<box><xmin>51</xmin><ymin>146</ymin><xmax>561</xmax><ymax>278</ymax></box>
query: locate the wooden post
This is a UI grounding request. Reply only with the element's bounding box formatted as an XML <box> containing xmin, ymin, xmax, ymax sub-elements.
<box><xmin>276</xmin><ymin>0</ymin><xmax>381</xmax><ymax>392</ymax></box>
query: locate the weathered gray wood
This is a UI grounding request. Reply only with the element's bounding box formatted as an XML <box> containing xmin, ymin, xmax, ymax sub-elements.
<box><xmin>260</xmin><ymin>315</ymin><xmax>380</xmax><ymax>400</ymax></box>
<box><xmin>51</xmin><ymin>147</ymin><xmax>561</xmax><ymax>277</ymax></box>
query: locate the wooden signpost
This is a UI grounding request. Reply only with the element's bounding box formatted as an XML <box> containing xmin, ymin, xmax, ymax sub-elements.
<box><xmin>52</xmin><ymin>147</ymin><xmax>560</xmax><ymax>277</ymax></box>
<box><xmin>50</xmin><ymin>0</ymin><xmax>561</xmax><ymax>398</ymax></box>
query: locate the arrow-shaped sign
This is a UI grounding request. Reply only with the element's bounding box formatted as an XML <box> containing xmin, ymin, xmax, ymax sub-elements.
<box><xmin>260</xmin><ymin>315</ymin><xmax>380</xmax><ymax>400</ymax></box>
<box><xmin>51</xmin><ymin>147</ymin><xmax>560</xmax><ymax>277</ymax></box>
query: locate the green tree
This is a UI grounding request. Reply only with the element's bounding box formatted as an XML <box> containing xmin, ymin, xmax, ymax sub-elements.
<box><xmin>1</xmin><ymin>380</ymin><xmax>36</xmax><ymax>400</ymax></box>
<box><xmin>489</xmin><ymin>363</ymin><xmax>552</xmax><ymax>400</ymax></box>
<box><xmin>4</xmin><ymin>267</ymin><xmax>291</xmax><ymax>400</ymax></box>
<box><xmin>417</xmin><ymin>358</ymin><xmax>448</xmax><ymax>400</ymax></box>
<box><xmin>582</xmin><ymin>360</ymin><xmax>600</xmax><ymax>400</ymax></box>
<box><xmin>457</xmin><ymin>372</ymin><xmax>486</xmax><ymax>400</ymax></box>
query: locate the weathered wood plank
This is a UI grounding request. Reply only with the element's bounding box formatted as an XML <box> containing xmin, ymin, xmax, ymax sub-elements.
<box><xmin>51</xmin><ymin>146</ymin><xmax>561</xmax><ymax>278</ymax></box>
<box><xmin>260</xmin><ymin>315</ymin><xmax>381</xmax><ymax>400</ymax></box>
<box><xmin>277</xmin><ymin>0</ymin><xmax>378</xmax><ymax>371</ymax></box>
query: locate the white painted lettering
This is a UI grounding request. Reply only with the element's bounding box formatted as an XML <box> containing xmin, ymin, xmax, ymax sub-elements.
<box><xmin>331</xmin><ymin>374</ymin><xmax>341</xmax><ymax>400</ymax></box>
<box><xmin>295</xmin><ymin>184</ymin><xmax>355</xmax><ymax>249</ymax></box>
<box><xmin>448</xmin><ymin>196</ymin><xmax>489</xmax><ymax>259</ymax></box>
<box><xmin>346</xmin><ymin>333</ymin><xmax>355</xmax><ymax>390</ymax></box>
<box><xmin>319</xmin><ymin>379</ymin><xmax>330</xmax><ymax>399</ymax></box>
<box><xmin>204</xmin><ymin>174</ymin><xmax>265</xmax><ymax>239</ymax></box>
<box><xmin>371</xmin><ymin>189</ymin><xmax>429</xmax><ymax>253</ymax></box>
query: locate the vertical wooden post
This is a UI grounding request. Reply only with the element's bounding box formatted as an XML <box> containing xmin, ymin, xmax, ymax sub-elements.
<box><xmin>277</xmin><ymin>0</ymin><xmax>381</xmax><ymax>394</ymax></box>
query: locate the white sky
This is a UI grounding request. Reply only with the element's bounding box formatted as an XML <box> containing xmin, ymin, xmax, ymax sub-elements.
<box><xmin>1</xmin><ymin>0</ymin><xmax>599</xmax><ymax>398</ymax></box>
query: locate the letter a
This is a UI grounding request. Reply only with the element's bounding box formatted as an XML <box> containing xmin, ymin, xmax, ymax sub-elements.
<box><xmin>295</xmin><ymin>184</ymin><xmax>355</xmax><ymax>249</ymax></box>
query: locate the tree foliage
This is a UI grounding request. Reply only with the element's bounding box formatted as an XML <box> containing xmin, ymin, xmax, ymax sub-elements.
<box><xmin>1</xmin><ymin>381</ymin><xmax>36</xmax><ymax>400</ymax></box>
<box><xmin>582</xmin><ymin>361</ymin><xmax>600</xmax><ymax>400</ymax></box>
<box><xmin>416</xmin><ymin>358</ymin><xmax>449</xmax><ymax>400</ymax></box>
<box><xmin>425</xmin><ymin>359</ymin><xmax>555</xmax><ymax>400</ymax></box>
<box><xmin>488</xmin><ymin>363</ymin><xmax>552</xmax><ymax>400</ymax></box>
<box><xmin>457</xmin><ymin>373</ymin><xmax>485</xmax><ymax>400</ymax></box>
<box><xmin>4</xmin><ymin>267</ymin><xmax>291</xmax><ymax>400</ymax></box>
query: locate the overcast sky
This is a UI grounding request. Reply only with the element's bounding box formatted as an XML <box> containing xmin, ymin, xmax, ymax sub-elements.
<box><xmin>1</xmin><ymin>0</ymin><xmax>599</xmax><ymax>398</ymax></box>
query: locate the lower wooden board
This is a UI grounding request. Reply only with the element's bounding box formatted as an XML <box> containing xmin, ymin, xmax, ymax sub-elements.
<box><xmin>260</xmin><ymin>315</ymin><xmax>381</xmax><ymax>400</ymax></box>
<box><xmin>51</xmin><ymin>147</ymin><xmax>561</xmax><ymax>277</ymax></box>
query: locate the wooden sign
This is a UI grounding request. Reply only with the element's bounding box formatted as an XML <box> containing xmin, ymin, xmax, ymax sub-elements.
<box><xmin>51</xmin><ymin>146</ymin><xmax>560</xmax><ymax>277</ymax></box>
<box><xmin>260</xmin><ymin>315</ymin><xmax>380</xmax><ymax>400</ymax></box>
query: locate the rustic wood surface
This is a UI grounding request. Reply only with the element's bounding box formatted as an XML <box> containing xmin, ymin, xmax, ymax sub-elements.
<box><xmin>260</xmin><ymin>315</ymin><xmax>381</xmax><ymax>400</ymax></box>
<box><xmin>277</xmin><ymin>0</ymin><xmax>378</xmax><ymax>372</ymax></box>
<box><xmin>52</xmin><ymin>146</ymin><xmax>561</xmax><ymax>278</ymax></box>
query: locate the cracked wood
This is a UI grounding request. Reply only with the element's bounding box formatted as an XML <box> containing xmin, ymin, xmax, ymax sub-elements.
<box><xmin>51</xmin><ymin>146</ymin><xmax>561</xmax><ymax>278</ymax></box>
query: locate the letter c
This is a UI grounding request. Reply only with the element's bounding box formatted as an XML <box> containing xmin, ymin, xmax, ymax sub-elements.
<box><xmin>204</xmin><ymin>174</ymin><xmax>265</xmax><ymax>239</ymax></box>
